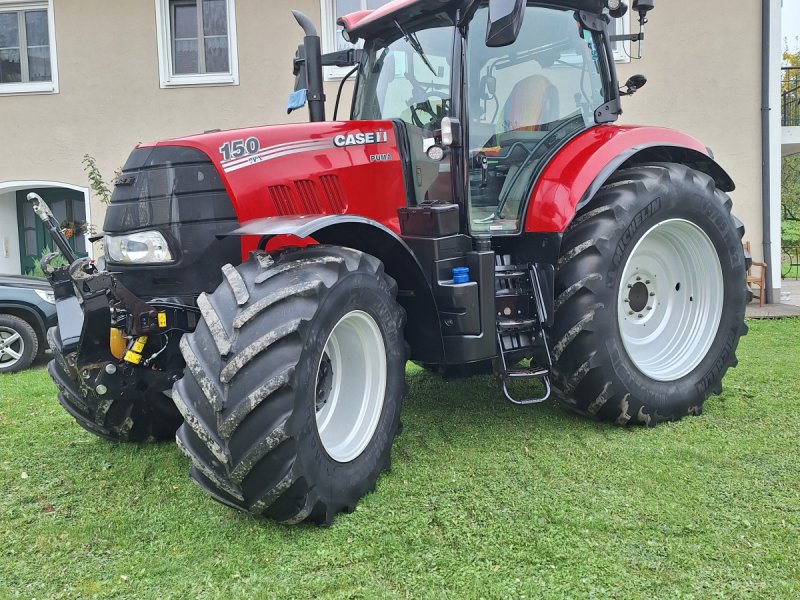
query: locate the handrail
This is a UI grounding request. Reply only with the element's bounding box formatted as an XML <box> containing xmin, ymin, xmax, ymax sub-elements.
<box><xmin>783</xmin><ymin>67</ymin><xmax>800</xmax><ymax>127</ymax></box>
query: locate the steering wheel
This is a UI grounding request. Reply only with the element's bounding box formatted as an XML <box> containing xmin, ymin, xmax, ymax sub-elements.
<box><xmin>409</xmin><ymin>91</ymin><xmax>450</xmax><ymax>129</ymax></box>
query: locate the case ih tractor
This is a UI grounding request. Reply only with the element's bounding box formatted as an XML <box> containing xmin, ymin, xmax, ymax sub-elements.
<box><xmin>34</xmin><ymin>0</ymin><xmax>748</xmax><ymax>525</ymax></box>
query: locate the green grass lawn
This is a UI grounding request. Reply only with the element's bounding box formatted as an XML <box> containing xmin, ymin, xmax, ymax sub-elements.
<box><xmin>2</xmin><ymin>320</ymin><xmax>800</xmax><ymax>599</ymax></box>
<box><xmin>782</xmin><ymin>265</ymin><xmax>800</xmax><ymax>280</ymax></box>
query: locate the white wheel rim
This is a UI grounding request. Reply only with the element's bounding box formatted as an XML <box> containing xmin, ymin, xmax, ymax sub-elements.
<box><xmin>0</xmin><ymin>326</ymin><xmax>24</xmax><ymax>368</ymax></box>
<box><xmin>617</xmin><ymin>219</ymin><xmax>724</xmax><ymax>382</ymax></box>
<box><xmin>314</xmin><ymin>310</ymin><xmax>387</xmax><ymax>463</ymax></box>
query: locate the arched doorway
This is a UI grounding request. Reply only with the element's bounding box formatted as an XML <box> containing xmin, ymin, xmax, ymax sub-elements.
<box><xmin>0</xmin><ymin>181</ymin><xmax>92</xmax><ymax>276</ymax></box>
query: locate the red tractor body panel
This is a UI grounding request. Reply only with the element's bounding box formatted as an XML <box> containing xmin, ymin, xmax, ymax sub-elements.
<box><xmin>142</xmin><ymin>120</ymin><xmax>406</xmax><ymax>255</ymax></box>
<box><xmin>140</xmin><ymin>122</ymin><xmax>712</xmax><ymax>244</ymax></box>
<box><xmin>524</xmin><ymin>125</ymin><xmax>709</xmax><ymax>233</ymax></box>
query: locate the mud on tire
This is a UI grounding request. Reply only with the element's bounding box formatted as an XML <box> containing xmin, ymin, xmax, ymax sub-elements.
<box><xmin>550</xmin><ymin>163</ymin><xmax>748</xmax><ymax>425</ymax></box>
<box><xmin>173</xmin><ymin>245</ymin><xmax>406</xmax><ymax>525</ymax></box>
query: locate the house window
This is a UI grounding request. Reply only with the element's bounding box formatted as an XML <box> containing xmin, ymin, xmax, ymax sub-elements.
<box><xmin>155</xmin><ymin>0</ymin><xmax>239</xmax><ymax>87</ymax></box>
<box><xmin>0</xmin><ymin>0</ymin><xmax>58</xmax><ymax>95</ymax></box>
<box><xmin>609</xmin><ymin>14</ymin><xmax>631</xmax><ymax>63</ymax></box>
<box><xmin>320</xmin><ymin>0</ymin><xmax>391</xmax><ymax>79</ymax></box>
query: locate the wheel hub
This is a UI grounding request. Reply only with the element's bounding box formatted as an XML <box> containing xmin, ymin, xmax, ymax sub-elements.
<box><xmin>626</xmin><ymin>279</ymin><xmax>653</xmax><ymax>315</ymax></box>
<box><xmin>617</xmin><ymin>219</ymin><xmax>724</xmax><ymax>382</ymax></box>
<box><xmin>315</xmin><ymin>354</ymin><xmax>333</xmax><ymax>412</ymax></box>
<box><xmin>0</xmin><ymin>327</ymin><xmax>23</xmax><ymax>366</ymax></box>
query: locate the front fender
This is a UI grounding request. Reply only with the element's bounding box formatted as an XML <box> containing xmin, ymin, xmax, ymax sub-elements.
<box><xmin>523</xmin><ymin>125</ymin><xmax>735</xmax><ymax>233</ymax></box>
<box><xmin>229</xmin><ymin>215</ymin><xmax>445</xmax><ymax>363</ymax></box>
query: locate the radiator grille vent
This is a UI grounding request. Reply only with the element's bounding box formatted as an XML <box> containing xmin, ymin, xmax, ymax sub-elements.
<box><xmin>294</xmin><ymin>179</ymin><xmax>324</xmax><ymax>214</ymax></box>
<box><xmin>319</xmin><ymin>175</ymin><xmax>347</xmax><ymax>214</ymax></box>
<box><xmin>268</xmin><ymin>185</ymin><xmax>297</xmax><ymax>216</ymax></box>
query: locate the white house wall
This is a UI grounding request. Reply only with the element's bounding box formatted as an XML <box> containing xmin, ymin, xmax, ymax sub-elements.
<box><xmin>0</xmin><ymin>193</ymin><xmax>21</xmax><ymax>275</ymax></box>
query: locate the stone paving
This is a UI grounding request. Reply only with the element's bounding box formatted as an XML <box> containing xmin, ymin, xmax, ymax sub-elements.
<box><xmin>745</xmin><ymin>278</ymin><xmax>800</xmax><ymax>319</ymax></box>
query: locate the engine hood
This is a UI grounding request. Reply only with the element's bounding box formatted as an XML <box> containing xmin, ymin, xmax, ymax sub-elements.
<box><xmin>138</xmin><ymin>120</ymin><xmax>407</xmax><ymax>236</ymax></box>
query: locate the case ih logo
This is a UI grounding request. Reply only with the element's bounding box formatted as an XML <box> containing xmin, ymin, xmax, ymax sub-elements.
<box><xmin>333</xmin><ymin>130</ymin><xmax>389</xmax><ymax>147</ymax></box>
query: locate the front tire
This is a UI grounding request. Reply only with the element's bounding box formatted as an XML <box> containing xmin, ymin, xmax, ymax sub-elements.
<box><xmin>173</xmin><ymin>246</ymin><xmax>406</xmax><ymax>525</ymax></box>
<box><xmin>551</xmin><ymin>163</ymin><xmax>748</xmax><ymax>425</ymax></box>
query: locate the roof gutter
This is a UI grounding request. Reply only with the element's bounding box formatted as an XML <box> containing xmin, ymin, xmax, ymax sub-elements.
<box><xmin>761</xmin><ymin>0</ymin><xmax>774</xmax><ymax>304</ymax></box>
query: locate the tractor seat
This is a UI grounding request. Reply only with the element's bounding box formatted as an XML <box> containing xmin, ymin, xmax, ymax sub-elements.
<box><xmin>498</xmin><ymin>74</ymin><xmax>560</xmax><ymax>140</ymax></box>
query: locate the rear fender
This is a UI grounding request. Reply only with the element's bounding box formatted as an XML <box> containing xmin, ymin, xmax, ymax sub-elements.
<box><xmin>523</xmin><ymin>125</ymin><xmax>735</xmax><ymax>233</ymax></box>
<box><xmin>230</xmin><ymin>215</ymin><xmax>445</xmax><ymax>363</ymax></box>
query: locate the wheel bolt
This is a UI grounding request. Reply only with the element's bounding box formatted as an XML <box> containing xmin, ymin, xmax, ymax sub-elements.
<box><xmin>624</xmin><ymin>298</ymin><xmax>629</xmax><ymax>303</ymax></box>
<box><xmin>637</xmin><ymin>314</ymin><xmax>643</xmax><ymax>319</ymax></box>
<box><xmin>628</xmin><ymin>311</ymin><xmax>634</xmax><ymax>315</ymax></box>
<box><xmin>650</xmin><ymin>292</ymin><xmax>655</xmax><ymax>297</ymax></box>
<box><xmin>627</xmin><ymin>284</ymin><xmax>632</xmax><ymax>289</ymax></box>
<box><xmin>647</xmin><ymin>306</ymin><xmax>653</xmax><ymax>311</ymax></box>
<box><xmin>645</xmin><ymin>280</ymin><xmax>651</xmax><ymax>285</ymax></box>
<box><xmin>636</xmin><ymin>276</ymin><xmax>642</xmax><ymax>281</ymax></box>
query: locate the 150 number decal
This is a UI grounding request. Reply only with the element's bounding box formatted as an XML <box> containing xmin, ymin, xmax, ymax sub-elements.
<box><xmin>219</xmin><ymin>137</ymin><xmax>260</xmax><ymax>162</ymax></box>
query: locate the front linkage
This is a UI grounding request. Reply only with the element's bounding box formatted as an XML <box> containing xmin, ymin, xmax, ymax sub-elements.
<box><xmin>30</xmin><ymin>193</ymin><xmax>190</xmax><ymax>442</ymax></box>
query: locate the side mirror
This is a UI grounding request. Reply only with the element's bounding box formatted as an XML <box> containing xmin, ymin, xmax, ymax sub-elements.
<box><xmin>622</xmin><ymin>74</ymin><xmax>647</xmax><ymax>95</ymax></box>
<box><xmin>486</xmin><ymin>0</ymin><xmax>526</xmax><ymax>48</ymax></box>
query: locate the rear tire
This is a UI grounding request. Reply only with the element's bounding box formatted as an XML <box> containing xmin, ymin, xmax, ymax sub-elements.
<box><xmin>48</xmin><ymin>327</ymin><xmax>183</xmax><ymax>442</ymax></box>
<box><xmin>551</xmin><ymin>163</ymin><xmax>748</xmax><ymax>425</ymax></box>
<box><xmin>0</xmin><ymin>314</ymin><xmax>37</xmax><ymax>374</ymax></box>
<box><xmin>173</xmin><ymin>246</ymin><xmax>406</xmax><ymax>525</ymax></box>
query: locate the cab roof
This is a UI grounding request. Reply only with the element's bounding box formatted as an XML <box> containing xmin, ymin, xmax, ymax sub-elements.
<box><xmin>338</xmin><ymin>0</ymin><xmax>608</xmax><ymax>40</ymax></box>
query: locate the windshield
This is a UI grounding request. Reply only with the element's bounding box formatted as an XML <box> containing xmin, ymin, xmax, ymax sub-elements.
<box><xmin>352</xmin><ymin>19</ymin><xmax>455</xmax><ymax>130</ymax></box>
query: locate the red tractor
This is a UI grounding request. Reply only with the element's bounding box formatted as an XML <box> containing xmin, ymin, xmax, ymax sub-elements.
<box><xmin>35</xmin><ymin>0</ymin><xmax>748</xmax><ymax>525</ymax></box>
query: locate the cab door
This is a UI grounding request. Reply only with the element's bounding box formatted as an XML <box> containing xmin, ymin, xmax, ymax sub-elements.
<box><xmin>464</xmin><ymin>3</ymin><xmax>608</xmax><ymax>234</ymax></box>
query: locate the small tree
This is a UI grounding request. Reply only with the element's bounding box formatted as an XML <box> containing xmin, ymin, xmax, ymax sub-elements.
<box><xmin>82</xmin><ymin>154</ymin><xmax>113</xmax><ymax>205</ymax></box>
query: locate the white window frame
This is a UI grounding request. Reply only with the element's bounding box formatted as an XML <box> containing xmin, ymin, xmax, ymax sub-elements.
<box><xmin>0</xmin><ymin>0</ymin><xmax>58</xmax><ymax>96</ymax></box>
<box><xmin>609</xmin><ymin>13</ymin><xmax>631</xmax><ymax>63</ymax></box>
<box><xmin>321</xmin><ymin>0</ymin><xmax>392</xmax><ymax>80</ymax></box>
<box><xmin>154</xmin><ymin>0</ymin><xmax>239</xmax><ymax>88</ymax></box>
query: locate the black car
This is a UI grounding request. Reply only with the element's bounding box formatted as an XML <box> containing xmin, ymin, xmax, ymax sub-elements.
<box><xmin>0</xmin><ymin>275</ymin><xmax>58</xmax><ymax>374</ymax></box>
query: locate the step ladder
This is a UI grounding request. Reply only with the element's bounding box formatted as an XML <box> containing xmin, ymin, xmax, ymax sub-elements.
<box><xmin>493</xmin><ymin>259</ymin><xmax>552</xmax><ymax>406</ymax></box>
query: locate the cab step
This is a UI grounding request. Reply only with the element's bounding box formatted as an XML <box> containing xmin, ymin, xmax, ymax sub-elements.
<box><xmin>493</xmin><ymin>257</ymin><xmax>553</xmax><ymax>406</ymax></box>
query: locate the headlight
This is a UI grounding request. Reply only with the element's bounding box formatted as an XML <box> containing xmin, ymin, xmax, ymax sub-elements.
<box><xmin>35</xmin><ymin>289</ymin><xmax>55</xmax><ymax>304</ymax></box>
<box><xmin>105</xmin><ymin>231</ymin><xmax>174</xmax><ymax>264</ymax></box>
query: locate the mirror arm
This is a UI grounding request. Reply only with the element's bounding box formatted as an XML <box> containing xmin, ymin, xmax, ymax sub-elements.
<box><xmin>576</xmin><ymin>11</ymin><xmax>609</xmax><ymax>33</ymax></box>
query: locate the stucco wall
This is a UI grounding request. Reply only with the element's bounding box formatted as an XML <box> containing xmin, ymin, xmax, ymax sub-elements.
<box><xmin>616</xmin><ymin>1</ymin><xmax>765</xmax><ymax>263</ymax></box>
<box><xmin>0</xmin><ymin>0</ymin><xmax>771</xmax><ymax>269</ymax></box>
<box><xmin>0</xmin><ymin>0</ymin><xmax>320</xmax><ymax>206</ymax></box>
<box><xmin>0</xmin><ymin>193</ymin><xmax>21</xmax><ymax>275</ymax></box>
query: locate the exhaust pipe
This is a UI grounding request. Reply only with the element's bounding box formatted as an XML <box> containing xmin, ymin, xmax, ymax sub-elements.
<box><xmin>292</xmin><ymin>11</ymin><xmax>326</xmax><ymax>122</ymax></box>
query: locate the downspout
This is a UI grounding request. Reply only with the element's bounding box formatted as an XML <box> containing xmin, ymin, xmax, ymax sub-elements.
<box><xmin>761</xmin><ymin>0</ymin><xmax>774</xmax><ymax>304</ymax></box>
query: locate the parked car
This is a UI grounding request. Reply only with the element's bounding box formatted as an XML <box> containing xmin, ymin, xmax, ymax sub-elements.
<box><xmin>0</xmin><ymin>275</ymin><xmax>58</xmax><ymax>374</ymax></box>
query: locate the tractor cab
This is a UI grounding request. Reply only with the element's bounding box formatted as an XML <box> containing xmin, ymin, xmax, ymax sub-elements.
<box><xmin>296</xmin><ymin>0</ymin><xmax>632</xmax><ymax>234</ymax></box>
